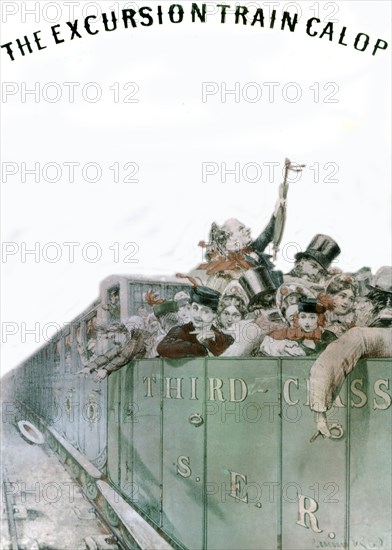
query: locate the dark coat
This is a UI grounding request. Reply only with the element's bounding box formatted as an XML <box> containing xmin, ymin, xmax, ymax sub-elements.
<box><xmin>157</xmin><ymin>322</ymin><xmax>234</xmax><ymax>359</ymax></box>
<box><xmin>298</xmin><ymin>329</ymin><xmax>337</xmax><ymax>356</ymax></box>
<box><xmin>242</xmin><ymin>214</ymin><xmax>276</xmax><ymax>272</ymax></box>
<box><xmin>251</xmin><ymin>214</ymin><xmax>276</xmax><ymax>259</ymax></box>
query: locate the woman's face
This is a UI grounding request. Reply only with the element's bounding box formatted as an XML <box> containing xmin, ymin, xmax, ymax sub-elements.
<box><xmin>284</xmin><ymin>305</ymin><xmax>298</xmax><ymax>326</ymax></box>
<box><xmin>298</xmin><ymin>312</ymin><xmax>318</xmax><ymax>332</ymax></box>
<box><xmin>177</xmin><ymin>302</ymin><xmax>192</xmax><ymax>324</ymax></box>
<box><xmin>333</xmin><ymin>289</ymin><xmax>355</xmax><ymax>315</ymax></box>
<box><xmin>219</xmin><ymin>305</ymin><xmax>242</xmax><ymax>329</ymax></box>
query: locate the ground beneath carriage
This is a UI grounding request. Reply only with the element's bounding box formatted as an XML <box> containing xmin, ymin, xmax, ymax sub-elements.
<box><xmin>0</xmin><ymin>395</ymin><xmax>119</xmax><ymax>550</ymax></box>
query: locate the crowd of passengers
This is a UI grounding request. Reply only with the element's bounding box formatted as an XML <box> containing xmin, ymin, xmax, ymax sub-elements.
<box><xmin>77</xmin><ymin>210</ymin><xmax>392</xmax><ymax>382</ymax></box>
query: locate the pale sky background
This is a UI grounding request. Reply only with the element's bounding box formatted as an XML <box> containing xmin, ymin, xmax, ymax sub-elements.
<box><xmin>1</xmin><ymin>0</ymin><xmax>391</xmax><ymax>374</ymax></box>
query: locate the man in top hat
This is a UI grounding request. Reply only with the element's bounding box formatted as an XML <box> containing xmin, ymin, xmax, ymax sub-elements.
<box><xmin>309</xmin><ymin>266</ymin><xmax>392</xmax><ymax>438</ymax></box>
<box><xmin>285</xmin><ymin>234</ymin><xmax>341</xmax><ymax>290</ymax></box>
<box><xmin>157</xmin><ymin>286</ymin><xmax>234</xmax><ymax>359</ymax></box>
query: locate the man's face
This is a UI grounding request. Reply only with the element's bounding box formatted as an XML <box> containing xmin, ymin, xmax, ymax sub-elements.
<box><xmin>222</xmin><ymin>218</ymin><xmax>252</xmax><ymax>252</ymax></box>
<box><xmin>297</xmin><ymin>258</ymin><xmax>322</xmax><ymax>282</ymax></box>
<box><xmin>191</xmin><ymin>302</ymin><xmax>216</xmax><ymax>329</ymax></box>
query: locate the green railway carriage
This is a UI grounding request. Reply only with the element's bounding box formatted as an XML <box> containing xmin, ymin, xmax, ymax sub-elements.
<box><xmin>10</xmin><ymin>276</ymin><xmax>392</xmax><ymax>550</ymax></box>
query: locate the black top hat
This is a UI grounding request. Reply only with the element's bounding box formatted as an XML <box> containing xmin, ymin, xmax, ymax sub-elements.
<box><xmin>298</xmin><ymin>297</ymin><xmax>325</xmax><ymax>314</ymax></box>
<box><xmin>190</xmin><ymin>286</ymin><xmax>221</xmax><ymax>312</ymax></box>
<box><xmin>239</xmin><ymin>267</ymin><xmax>283</xmax><ymax>308</ymax></box>
<box><xmin>295</xmin><ymin>234</ymin><xmax>341</xmax><ymax>271</ymax></box>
